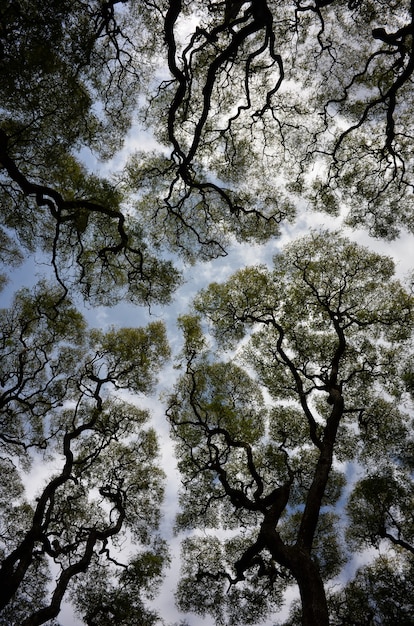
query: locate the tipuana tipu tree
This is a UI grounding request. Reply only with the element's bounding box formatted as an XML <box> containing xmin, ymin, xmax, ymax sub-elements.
<box><xmin>3</xmin><ymin>0</ymin><xmax>414</xmax><ymax>279</ymax></box>
<box><xmin>2</xmin><ymin>1</ymin><xmax>414</xmax><ymax>625</ymax></box>
<box><xmin>0</xmin><ymin>282</ymin><xmax>169</xmax><ymax>625</ymax></box>
<box><xmin>128</xmin><ymin>0</ymin><xmax>414</xmax><ymax>256</ymax></box>
<box><xmin>168</xmin><ymin>231</ymin><xmax>414</xmax><ymax>626</ymax></box>
<box><xmin>0</xmin><ymin>0</ymin><xmax>180</xmax><ymax>305</ymax></box>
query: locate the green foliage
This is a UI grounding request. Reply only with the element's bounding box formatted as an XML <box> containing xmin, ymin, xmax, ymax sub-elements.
<box><xmin>346</xmin><ymin>470</ymin><xmax>414</xmax><ymax>553</ymax></box>
<box><xmin>170</xmin><ymin>231</ymin><xmax>414</xmax><ymax>624</ymax></box>
<box><xmin>169</xmin><ymin>359</ymin><xmax>268</xmax><ymax>531</ymax></box>
<box><xmin>71</xmin><ymin>542</ymin><xmax>168</xmax><ymax>626</ymax></box>
<box><xmin>278</xmin><ymin>511</ymin><xmax>345</xmax><ymax>580</ymax></box>
<box><xmin>0</xmin><ymin>284</ymin><xmax>169</xmax><ymax>624</ymax></box>
<box><xmin>90</xmin><ymin>321</ymin><xmax>170</xmax><ymax>393</ymax></box>
<box><xmin>176</xmin><ymin>535</ymin><xmax>284</xmax><ymax>626</ymax></box>
<box><xmin>3</xmin><ymin>0</ymin><xmax>413</xmax><ymax>303</ymax></box>
<box><xmin>137</xmin><ymin>0</ymin><xmax>414</xmax><ymax>243</ymax></box>
<box><xmin>328</xmin><ymin>556</ymin><xmax>414</xmax><ymax>626</ymax></box>
<box><xmin>0</xmin><ymin>0</ymin><xmax>181</xmax><ymax>306</ymax></box>
<box><xmin>125</xmin><ymin>151</ymin><xmax>295</xmax><ymax>262</ymax></box>
<box><xmin>0</xmin><ymin>282</ymin><xmax>86</xmax><ymax>454</ymax></box>
<box><xmin>2</xmin><ymin>1</ymin><xmax>414</xmax><ymax>625</ymax></box>
<box><xmin>0</xmin><ymin>557</ymin><xmax>58</xmax><ymax>626</ymax></box>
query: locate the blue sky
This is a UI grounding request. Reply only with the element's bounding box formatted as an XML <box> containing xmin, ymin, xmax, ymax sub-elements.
<box><xmin>2</xmin><ymin>121</ymin><xmax>414</xmax><ymax>625</ymax></box>
<box><xmin>76</xmin><ymin>213</ymin><xmax>414</xmax><ymax>625</ymax></box>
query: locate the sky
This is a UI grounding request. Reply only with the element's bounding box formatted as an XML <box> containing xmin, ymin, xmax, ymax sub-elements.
<box><xmin>3</xmin><ymin>158</ymin><xmax>414</xmax><ymax>624</ymax></box>
<box><xmin>2</xmin><ymin>50</ymin><xmax>414</xmax><ymax>625</ymax></box>
<box><xmin>49</xmin><ymin>203</ymin><xmax>414</xmax><ymax>625</ymax></box>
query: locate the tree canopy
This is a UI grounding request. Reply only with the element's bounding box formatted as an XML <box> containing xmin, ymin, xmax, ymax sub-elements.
<box><xmin>0</xmin><ymin>0</ymin><xmax>179</xmax><ymax>305</ymax></box>
<box><xmin>3</xmin><ymin>0</ymin><xmax>414</xmax><ymax>280</ymax></box>
<box><xmin>168</xmin><ymin>232</ymin><xmax>414</xmax><ymax>625</ymax></box>
<box><xmin>129</xmin><ymin>0</ymin><xmax>414</xmax><ymax>255</ymax></box>
<box><xmin>0</xmin><ymin>283</ymin><xmax>169</xmax><ymax>625</ymax></box>
<box><xmin>1</xmin><ymin>0</ymin><xmax>414</xmax><ymax>624</ymax></box>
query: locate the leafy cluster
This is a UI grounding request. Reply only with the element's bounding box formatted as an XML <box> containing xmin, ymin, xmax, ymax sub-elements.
<box><xmin>127</xmin><ymin>0</ymin><xmax>414</xmax><ymax>255</ymax></box>
<box><xmin>0</xmin><ymin>284</ymin><xmax>168</xmax><ymax>626</ymax></box>
<box><xmin>0</xmin><ymin>0</ymin><xmax>179</xmax><ymax>306</ymax></box>
<box><xmin>0</xmin><ymin>283</ymin><xmax>170</xmax><ymax>625</ymax></box>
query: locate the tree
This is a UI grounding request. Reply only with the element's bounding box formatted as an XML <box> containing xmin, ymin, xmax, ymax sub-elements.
<box><xmin>329</xmin><ymin>415</ymin><xmax>414</xmax><ymax>625</ymax></box>
<box><xmin>3</xmin><ymin>1</ymin><xmax>414</xmax><ymax>281</ymax></box>
<box><xmin>3</xmin><ymin>1</ymin><xmax>414</xmax><ymax>282</ymax></box>
<box><xmin>167</xmin><ymin>231</ymin><xmax>414</xmax><ymax>625</ymax></box>
<box><xmin>125</xmin><ymin>0</ymin><xmax>414</xmax><ymax>259</ymax></box>
<box><xmin>0</xmin><ymin>283</ymin><xmax>169</xmax><ymax>625</ymax></box>
<box><xmin>0</xmin><ymin>0</ymin><xmax>179</xmax><ymax>305</ymax></box>
<box><xmin>327</xmin><ymin>556</ymin><xmax>414</xmax><ymax>625</ymax></box>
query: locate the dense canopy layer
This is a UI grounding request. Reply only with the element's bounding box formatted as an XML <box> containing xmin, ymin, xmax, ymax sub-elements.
<box><xmin>169</xmin><ymin>232</ymin><xmax>414</xmax><ymax>625</ymax></box>
<box><xmin>1</xmin><ymin>1</ymin><xmax>414</xmax><ymax>624</ymax></box>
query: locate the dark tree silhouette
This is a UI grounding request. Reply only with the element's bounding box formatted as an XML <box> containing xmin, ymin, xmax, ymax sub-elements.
<box><xmin>168</xmin><ymin>232</ymin><xmax>414</xmax><ymax>625</ymax></box>
<box><xmin>0</xmin><ymin>284</ymin><xmax>169</xmax><ymax>625</ymax></box>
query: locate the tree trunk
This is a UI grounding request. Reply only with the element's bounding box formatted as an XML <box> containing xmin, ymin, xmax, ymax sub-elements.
<box><xmin>295</xmin><ymin>555</ymin><xmax>329</xmax><ymax>626</ymax></box>
<box><xmin>262</xmin><ymin>524</ymin><xmax>330</xmax><ymax>626</ymax></box>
